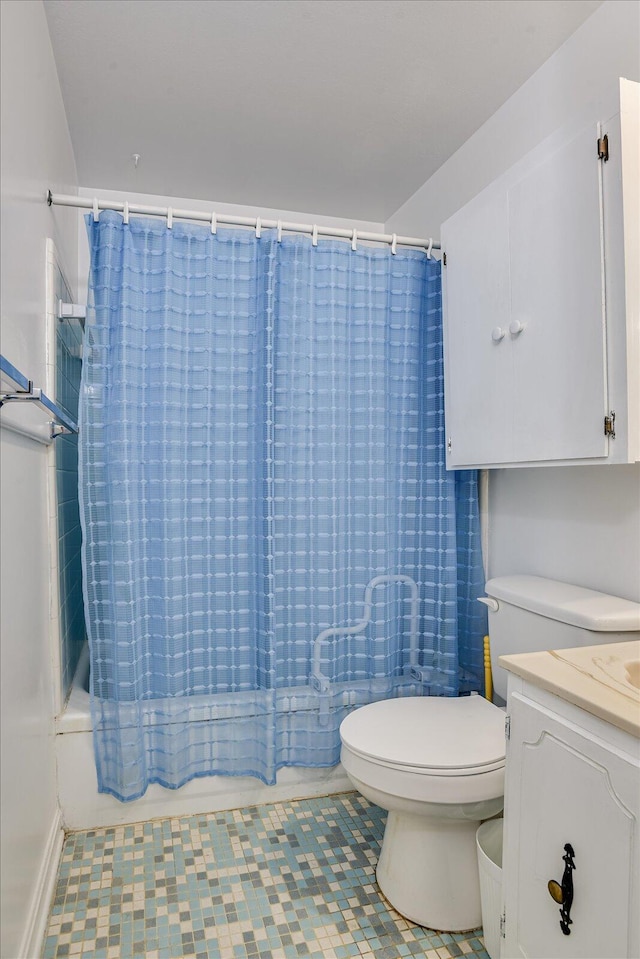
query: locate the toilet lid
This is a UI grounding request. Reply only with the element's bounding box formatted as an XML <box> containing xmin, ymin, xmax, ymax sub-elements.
<box><xmin>340</xmin><ymin>695</ymin><xmax>505</xmax><ymax>773</ymax></box>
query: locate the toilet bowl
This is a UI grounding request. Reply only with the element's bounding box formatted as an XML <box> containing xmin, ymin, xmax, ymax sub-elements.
<box><xmin>340</xmin><ymin>694</ymin><xmax>505</xmax><ymax>930</ymax></box>
<box><xmin>339</xmin><ymin>576</ymin><xmax>640</xmax><ymax>932</ymax></box>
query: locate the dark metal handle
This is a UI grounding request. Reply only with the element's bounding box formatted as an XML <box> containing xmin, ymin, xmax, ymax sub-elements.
<box><xmin>548</xmin><ymin>843</ymin><xmax>576</xmax><ymax>935</ymax></box>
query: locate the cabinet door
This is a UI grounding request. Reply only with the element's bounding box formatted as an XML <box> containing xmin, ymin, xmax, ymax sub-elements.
<box><xmin>442</xmin><ymin>122</ymin><xmax>610</xmax><ymax>468</ymax></box>
<box><xmin>442</xmin><ymin>182</ymin><xmax>513</xmax><ymax>467</ymax></box>
<box><xmin>508</xmin><ymin>124</ymin><xmax>608</xmax><ymax>462</ymax></box>
<box><xmin>599</xmin><ymin>78</ymin><xmax>640</xmax><ymax>464</ymax></box>
<box><xmin>502</xmin><ymin>694</ymin><xmax>639</xmax><ymax>959</ymax></box>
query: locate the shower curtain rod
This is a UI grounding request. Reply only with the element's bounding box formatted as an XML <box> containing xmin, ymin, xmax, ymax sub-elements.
<box><xmin>46</xmin><ymin>191</ymin><xmax>440</xmax><ymax>254</ymax></box>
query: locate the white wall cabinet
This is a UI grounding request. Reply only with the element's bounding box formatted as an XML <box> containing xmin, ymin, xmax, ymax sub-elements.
<box><xmin>442</xmin><ymin>78</ymin><xmax>639</xmax><ymax>469</ymax></box>
<box><xmin>501</xmin><ymin>679</ymin><xmax>640</xmax><ymax>959</ymax></box>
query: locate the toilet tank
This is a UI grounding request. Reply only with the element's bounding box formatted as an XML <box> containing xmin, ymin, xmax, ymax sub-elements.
<box><xmin>482</xmin><ymin>576</ymin><xmax>640</xmax><ymax>701</ymax></box>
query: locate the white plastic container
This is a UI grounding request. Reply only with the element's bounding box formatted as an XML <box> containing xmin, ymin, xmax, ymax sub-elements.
<box><xmin>476</xmin><ymin>818</ymin><xmax>503</xmax><ymax>959</ymax></box>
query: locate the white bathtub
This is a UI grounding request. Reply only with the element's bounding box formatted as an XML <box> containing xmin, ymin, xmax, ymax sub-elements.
<box><xmin>56</xmin><ymin>643</ymin><xmax>352</xmax><ymax>830</ymax></box>
<box><xmin>57</xmin><ymin>641</ymin><xmax>91</xmax><ymax>733</ymax></box>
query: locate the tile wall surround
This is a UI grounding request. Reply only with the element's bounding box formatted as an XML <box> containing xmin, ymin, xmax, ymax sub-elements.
<box><xmin>43</xmin><ymin>793</ymin><xmax>489</xmax><ymax>959</ymax></box>
<box><xmin>46</xmin><ymin>238</ymin><xmax>86</xmax><ymax>714</ymax></box>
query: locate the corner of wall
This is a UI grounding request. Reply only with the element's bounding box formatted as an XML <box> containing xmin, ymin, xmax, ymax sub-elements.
<box><xmin>1</xmin><ymin>2</ymin><xmax>79</xmax><ymax>956</ymax></box>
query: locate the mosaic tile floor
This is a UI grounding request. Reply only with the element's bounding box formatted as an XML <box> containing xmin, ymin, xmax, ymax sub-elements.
<box><xmin>43</xmin><ymin>793</ymin><xmax>489</xmax><ymax>959</ymax></box>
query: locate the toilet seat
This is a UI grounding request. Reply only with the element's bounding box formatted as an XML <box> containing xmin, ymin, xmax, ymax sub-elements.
<box><xmin>340</xmin><ymin>695</ymin><xmax>505</xmax><ymax>777</ymax></box>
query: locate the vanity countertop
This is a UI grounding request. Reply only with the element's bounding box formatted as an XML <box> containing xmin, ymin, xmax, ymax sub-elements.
<box><xmin>499</xmin><ymin>640</ymin><xmax>640</xmax><ymax>738</ymax></box>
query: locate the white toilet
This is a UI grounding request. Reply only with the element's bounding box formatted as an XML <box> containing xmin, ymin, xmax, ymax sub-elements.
<box><xmin>339</xmin><ymin>575</ymin><xmax>640</xmax><ymax>931</ymax></box>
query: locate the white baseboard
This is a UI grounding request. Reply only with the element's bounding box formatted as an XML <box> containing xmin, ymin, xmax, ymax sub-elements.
<box><xmin>17</xmin><ymin>809</ymin><xmax>64</xmax><ymax>959</ymax></box>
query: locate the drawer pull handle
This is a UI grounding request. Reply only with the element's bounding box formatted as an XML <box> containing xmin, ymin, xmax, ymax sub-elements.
<box><xmin>548</xmin><ymin>843</ymin><xmax>576</xmax><ymax>935</ymax></box>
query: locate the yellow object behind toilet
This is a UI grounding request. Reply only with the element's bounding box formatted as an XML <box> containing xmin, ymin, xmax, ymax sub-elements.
<box><xmin>483</xmin><ymin>635</ymin><xmax>493</xmax><ymax>702</ymax></box>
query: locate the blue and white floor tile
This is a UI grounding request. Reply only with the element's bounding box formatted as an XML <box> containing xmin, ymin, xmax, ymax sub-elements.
<box><xmin>43</xmin><ymin>793</ymin><xmax>489</xmax><ymax>959</ymax></box>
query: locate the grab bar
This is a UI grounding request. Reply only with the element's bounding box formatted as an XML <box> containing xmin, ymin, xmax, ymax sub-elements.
<box><xmin>0</xmin><ymin>354</ymin><xmax>79</xmax><ymax>442</ymax></box>
<box><xmin>310</xmin><ymin>574</ymin><xmax>420</xmax><ymax>695</ymax></box>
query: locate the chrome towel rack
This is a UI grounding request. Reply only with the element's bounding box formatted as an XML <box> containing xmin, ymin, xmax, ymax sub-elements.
<box><xmin>0</xmin><ymin>354</ymin><xmax>79</xmax><ymax>441</ymax></box>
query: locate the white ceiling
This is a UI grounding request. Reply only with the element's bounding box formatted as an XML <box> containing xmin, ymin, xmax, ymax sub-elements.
<box><xmin>45</xmin><ymin>0</ymin><xmax>602</xmax><ymax>221</ymax></box>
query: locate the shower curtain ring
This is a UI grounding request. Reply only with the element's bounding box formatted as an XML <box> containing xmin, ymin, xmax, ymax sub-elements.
<box><xmin>351</xmin><ymin>229</ymin><xmax>358</xmax><ymax>251</ymax></box>
<box><xmin>167</xmin><ymin>207</ymin><xmax>173</xmax><ymax>229</ymax></box>
<box><xmin>427</xmin><ymin>237</ymin><xmax>433</xmax><ymax>259</ymax></box>
<box><xmin>123</xmin><ymin>201</ymin><xmax>129</xmax><ymax>225</ymax></box>
<box><xmin>312</xmin><ymin>224</ymin><xmax>318</xmax><ymax>247</ymax></box>
<box><xmin>255</xmin><ymin>217</ymin><xmax>262</xmax><ymax>239</ymax></box>
<box><xmin>92</xmin><ymin>197</ymin><xmax>99</xmax><ymax>222</ymax></box>
<box><xmin>277</xmin><ymin>220</ymin><xmax>283</xmax><ymax>242</ymax></box>
<box><xmin>211</xmin><ymin>211</ymin><xmax>217</xmax><ymax>234</ymax></box>
<box><xmin>391</xmin><ymin>234</ymin><xmax>397</xmax><ymax>255</ymax></box>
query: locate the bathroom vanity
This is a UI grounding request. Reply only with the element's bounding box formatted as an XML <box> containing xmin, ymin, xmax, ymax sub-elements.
<box><xmin>499</xmin><ymin>641</ymin><xmax>640</xmax><ymax>959</ymax></box>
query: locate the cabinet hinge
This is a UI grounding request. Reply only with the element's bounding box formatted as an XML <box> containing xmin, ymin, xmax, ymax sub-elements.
<box><xmin>442</xmin><ymin>252</ymin><xmax>447</xmax><ymax>266</ymax></box>
<box><xmin>597</xmin><ymin>134</ymin><xmax>609</xmax><ymax>162</ymax></box>
<box><xmin>604</xmin><ymin>411</ymin><xmax>616</xmax><ymax>438</ymax></box>
<box><xmin>505</xmin><ymin>715</ymin><xmax>511</xmax><ymax>740</ymax></box>
<box><xmin>500</xmin><ymin>912</ymin><xmax>506</xmax><ymax>938</ymax></box>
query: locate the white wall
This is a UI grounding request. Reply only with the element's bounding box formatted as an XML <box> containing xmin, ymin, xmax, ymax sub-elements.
<box><xmin>386</xmin><ymin>0</ymin><xmax>640</xmax><ymax>604</ymax></box>
<box><xmin>387</xmin><ymin>0</ymin><xmax>640</xmax><ymax>240</ymax></box>
<box><xmin>0</xmin><ymin>2</ymin><xmax>79</xmax><ymax>956</ymax></box>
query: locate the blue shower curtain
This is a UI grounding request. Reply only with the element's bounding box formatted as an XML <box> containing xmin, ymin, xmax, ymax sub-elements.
<box><xmin>80</xmin><ymin>212</ymin><xmax>486</xmax><ymax>802</ymax></box>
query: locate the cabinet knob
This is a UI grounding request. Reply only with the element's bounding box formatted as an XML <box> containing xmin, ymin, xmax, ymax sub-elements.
<box><xmin>509</xmin><ymin>319</ymin><xmax>525</xmax><ymax>336</ymax></box>
<box><xmin>547</xmin><ymin>880</ymin><xmax>564</xmax><ymax>904</ymax></box>
<box><xmin>491</xmin><ymin>327</ymin><xmax>505</xmax><ymax>342</ymax></box>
